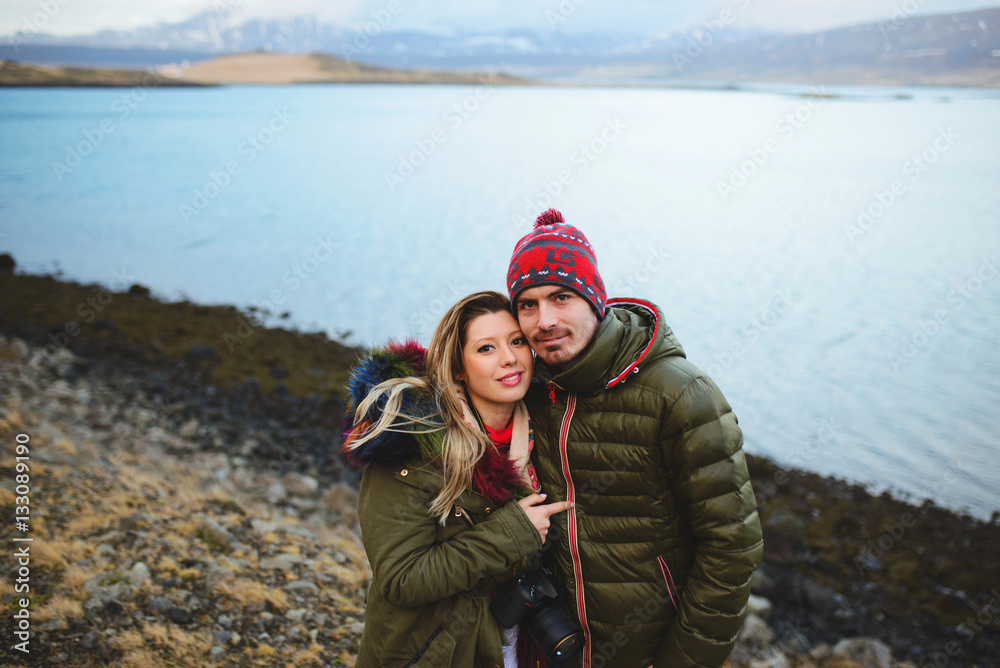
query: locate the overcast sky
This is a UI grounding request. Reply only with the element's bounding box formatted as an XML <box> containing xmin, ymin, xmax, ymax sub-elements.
<box><xmin>1</xmin><ymin>0</ymin><xmax>997</xmax><ymax>37</ymax></box>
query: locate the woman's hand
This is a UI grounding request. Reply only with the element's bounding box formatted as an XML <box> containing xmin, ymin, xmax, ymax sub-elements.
<box><xmin>518</xmin><ymin>493</ymin><xmax>573</xmax><ymax>544</ymax></box>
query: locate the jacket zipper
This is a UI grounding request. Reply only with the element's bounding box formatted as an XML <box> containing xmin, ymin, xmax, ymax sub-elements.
<box><xmin>557</xmin><ymin>392</ymin><xmax>591</xmax><ymax>666</ymax></box>
<box><xmin>404</xmin><ymin>624</ymin><xmax>444</xmax><ymax>667</ymax></box>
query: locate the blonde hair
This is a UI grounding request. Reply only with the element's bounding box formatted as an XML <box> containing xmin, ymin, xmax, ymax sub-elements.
<box><xmin>349</xmin><ymin>291</ymin><xmax>515</xmax><ymax>523</ymax></box>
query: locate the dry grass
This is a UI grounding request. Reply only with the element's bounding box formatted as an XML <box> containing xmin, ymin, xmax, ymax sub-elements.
<box><xmin>170</xmin><ymin>518</ymin><xmax>199</xmax><ymax>538</ymax></box>
<box><xmin>155</xmin><ymin>556</ymin><xmax>199</xmax><ymax>581</ymax></box>
<box><xmin>156</xmin><ymin>532</ymin><xmax>190</xmax><ymax>553</ymax></box>
<box><xmin>62</xmin><ymin>511</ymin><xmax>116</xmax><ymax>537</ymax></box>
<box><xmin>111</xmin><ymin>629</ymin><xmax>147</xmax><ymax>654</ymax></box>
<box><xmin>114</xmin><ymin>624</ymin><xmax>211</xmax><ymax>667</ymax></box>
<box><xmin>31</xmin><ymin>538</ymin><xmax>75</xmax><ymax>569</ymax></box>
<box><xmin>0</xmin><ymin>579</ymin><xmax>17</xmax><ymax>598</ymax></box>
<box><xmin>145</xmin><ymin>621</ymin><xmax>212</xmax><ymax>659</ymax></box>
<box><xmin>241</xmin><ymin>643</ymin><xmax>280</xmax><ymax>667</ymax></box>
<box><xmin>0</xmin><ymin>409</ymin><xmax>24</xmax><ymax>429</ymax></box>
<box><xmin>336</xmin><ymin>650</ymin><xmax>358</xmax><ymax>667</ymax></box>
<box><xmin>53</xmin><ymin>438</ymin><xmax>77</xmax><ymax>457</ymax></box>
<box><xmin>33</xmin><ymin>594</ymin><xmax>83</xmax><ymax>623</ymax></box>
<box><xmin>118</xmin><ymin>649</ymin><xmax>160</xmax><ymax>668</ymax></box>
<box><xmin>156</xmin><ymin>556</ymin><xmax>181</xmax><ymax>574</ymax></box>
<box><xmin>61</xmin><ymin>562</ymin><xmax>102</xmax><ymax>589</ymax></box>
<box><xmin>326</xmin><ymin>590</ymin><xmax>363</xmax><ymax>616</ymax></box>
<box><xmin>323</xmin><ymin>562</ymin><xmax>368</xmax><ymax>590</ymax></box>
<box><xmin>116</xmin><ymin>467</ymin><xmax>167</xmax><ymax>495</ymax></box>
<box><xmin>219</xmin><ymin>578</ymin><xmax>289</xmax><ymax>611</ymax></box>
<box><xmin>287</xmin><ymin>644</ymin><xmax>326</xmax><ymax>666</ymax></box>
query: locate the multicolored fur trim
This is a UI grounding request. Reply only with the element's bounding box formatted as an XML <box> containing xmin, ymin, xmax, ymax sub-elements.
<box><xmin>472</xmin><ymin>440</ymin><xmax>525</xmax><ymax>505</ymax></box>
<box><xmin>341</xmin><ymin>340</ymin><xmax>437</xmax><ymax>470</ymax></box>
<box><xmin>341</xmin><ymin>341</ymin><xmax>532</xmax><ymax>505</ymax></box>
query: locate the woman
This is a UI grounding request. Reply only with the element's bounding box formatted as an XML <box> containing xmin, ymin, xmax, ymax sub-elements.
<box><xmin>342</xmin><ymin>291</ymin><xmax>572</xmax><ymax>667</ymax></box>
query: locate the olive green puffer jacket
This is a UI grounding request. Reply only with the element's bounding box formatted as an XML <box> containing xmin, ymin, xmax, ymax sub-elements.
<box><xmin>526</xmin><ymin>298</ymin><xmax>763</xmax><ymax>668</ymax></box>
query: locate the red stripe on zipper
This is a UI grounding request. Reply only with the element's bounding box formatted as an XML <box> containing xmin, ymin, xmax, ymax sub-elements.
<box><xmin>604</xmin><ymin>298</ymin><xmax>660</xmax><ymax>389</ymax></box>
<box><xmin>656</xmin><ymin>556</ymin><xmax>679</xmax><ymax>610</ymax></box>
<box><xmin>558</xmin><ymin>394</ymin><xmax>591</xmax><ymax>666</ymax></box>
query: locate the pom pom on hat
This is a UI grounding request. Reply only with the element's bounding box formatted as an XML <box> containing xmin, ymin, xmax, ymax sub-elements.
<box><xmin>535</xmin><ymin>208</ymin><xmax>565</xmax><ymax>227</ymax></box>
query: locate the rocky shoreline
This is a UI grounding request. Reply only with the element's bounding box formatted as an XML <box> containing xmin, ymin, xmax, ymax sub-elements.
<box><xmin>1</xmin><ymin>263</ymin><xmax>999</xmax><ymax>667</ymax></box>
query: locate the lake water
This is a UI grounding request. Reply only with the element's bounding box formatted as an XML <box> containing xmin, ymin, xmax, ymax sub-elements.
<box><xmin>1</xmin><ymin>83</ymin><xmax>998</xmax><ymax>518</ymax></box>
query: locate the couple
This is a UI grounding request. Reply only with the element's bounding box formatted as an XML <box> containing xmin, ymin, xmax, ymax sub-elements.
<box><xmin>343</xmin><ymin>210</ymin><xmax>763</xmax><ymax>668</ymax></box>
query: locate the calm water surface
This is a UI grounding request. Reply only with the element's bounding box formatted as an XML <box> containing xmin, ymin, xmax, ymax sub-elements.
<box><xmin>1</xmin><ymin>83</ymin><xmax>998</xmax><ymax>517</ymax></box>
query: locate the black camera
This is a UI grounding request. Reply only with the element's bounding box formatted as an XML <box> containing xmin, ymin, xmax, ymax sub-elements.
<box><xmin>490</xmin><ymin>566</ymin><xmax>584</xmax><ymax>664</ymax></box>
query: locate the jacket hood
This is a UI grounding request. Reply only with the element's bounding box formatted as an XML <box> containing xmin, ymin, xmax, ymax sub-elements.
<box><xmin>341</xmin><ymin>340</ymin><xmax>440</xmax><ymax>470</ymax></box>
<box><xmin>341</xmin><ymin>341</ymin><xmax>537</xmax><ymax>506</ymax></box>
<box><xmin>535</xmin><ymin>298</ymin><xmax>685</xmax><ymax>395</ymax></box>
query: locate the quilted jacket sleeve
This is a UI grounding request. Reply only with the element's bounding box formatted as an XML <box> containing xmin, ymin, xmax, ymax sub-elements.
<box><xmin>358</xmin><ymin>463</ymin><xmax>544</xmax><ymax>609</ymax></box>
<box><xmin>653</xmin><ymin>375</ymin><xmax>764</xmax><ymax>668</ymax></box>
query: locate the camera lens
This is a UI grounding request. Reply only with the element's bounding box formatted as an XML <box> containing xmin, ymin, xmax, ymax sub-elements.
<box><xmin>525</xmin><ymin>601</ymin><xmax>584</xmax><ymax>662</ymax></box>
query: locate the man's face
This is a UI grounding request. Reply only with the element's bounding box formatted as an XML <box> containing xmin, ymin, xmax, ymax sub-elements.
<box><xmin>515</xmin><ymin>285</ymin><xmax>600</xmax><ymax>367</ymax></box>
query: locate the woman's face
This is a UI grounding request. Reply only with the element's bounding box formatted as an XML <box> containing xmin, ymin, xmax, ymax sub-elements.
<box><xmin>457</xmin><ymin>310</ymin><xmax>534</xmax><ymax>416</ymax></box>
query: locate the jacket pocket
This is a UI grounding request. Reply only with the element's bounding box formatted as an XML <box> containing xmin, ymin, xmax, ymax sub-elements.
<box><xmin>404</xmin><ymin>625</ymin><xmax>456</xmax><ymax>667</ymax></box>
<box><xmin>656</xmin><ymin>556</ymin><xmax>681</xmax><ymax>610</ymax></box>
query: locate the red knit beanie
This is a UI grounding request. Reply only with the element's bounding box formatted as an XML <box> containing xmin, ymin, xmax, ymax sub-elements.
<box><xmin>506</xmin><ymin>209</ymin><xmax>607</xmax><ymax>318</ymax></box>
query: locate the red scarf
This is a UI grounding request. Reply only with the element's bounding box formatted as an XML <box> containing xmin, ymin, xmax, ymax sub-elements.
<box><xmin>485</xmin><ymin>419</ymin><xmax>514</xmax><ymax>448</ymax></box>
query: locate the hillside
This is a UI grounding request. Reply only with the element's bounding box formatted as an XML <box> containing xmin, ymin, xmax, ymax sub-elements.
<box><xmin>0</xmin><ymin>52</ymin><xmax>527</xmax><ymax>87</ymax></box>
<box><xmin>175</xmin><ymin>51</ymin><xmax>527</xmax><ymax>85</ymax></box>
<box><xmin>612</xmin><ymin>7</ymin><xmax>1000</xmax><ymax>88</ymax></box>
<box><xmin>0</xmin><ymin>60</ymin><xmax>207</xmax><ymax>88</ymax></box>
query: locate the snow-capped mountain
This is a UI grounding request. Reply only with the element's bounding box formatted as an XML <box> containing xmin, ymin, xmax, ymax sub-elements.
<box><xmin>4</xmin><ymin>7</ymin><xmax>998</xmax><ymax>86</ymax></box>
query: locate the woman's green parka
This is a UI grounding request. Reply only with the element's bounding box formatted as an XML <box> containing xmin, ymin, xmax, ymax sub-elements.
<box><xmin>343</xmin><ymin>342</ymin><xmax>544</xmax><ymax>667</ymax></box>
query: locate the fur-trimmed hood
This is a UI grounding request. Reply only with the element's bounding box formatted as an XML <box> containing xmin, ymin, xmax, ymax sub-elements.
<box><xmin>341</xmin><ymin>341</ymin><xmax>539</xmax><ymax>504</ymax></box>
<box><xmin>341</xmin><ymin>340</ymin><xmax>437</xmax><ymax>470</ymax></box>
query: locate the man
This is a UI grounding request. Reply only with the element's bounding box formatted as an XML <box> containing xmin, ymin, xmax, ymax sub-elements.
<box><xmin>507</xmin><ymin>209</ymin><xmax>763</xmax><ymax>668</ymax></box>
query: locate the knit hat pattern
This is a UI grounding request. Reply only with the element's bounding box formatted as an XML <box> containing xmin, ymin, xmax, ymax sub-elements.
<box><xmin>507</xmin><ymin>209</ymin><xmax>607</xmax><ymax>317</ymax></box>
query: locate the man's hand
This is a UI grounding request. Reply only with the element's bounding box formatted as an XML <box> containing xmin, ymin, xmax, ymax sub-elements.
<box><xmin>518</xmin><ymin>494</ymin><xmax>572</xmax><ymax>543</ymax></box>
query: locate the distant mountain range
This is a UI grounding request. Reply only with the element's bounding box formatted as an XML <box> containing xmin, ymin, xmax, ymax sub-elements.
<box><xmin>2</xmin><ymin>7</ymin><xmax>999</xmax><ymax>87</ymax></box>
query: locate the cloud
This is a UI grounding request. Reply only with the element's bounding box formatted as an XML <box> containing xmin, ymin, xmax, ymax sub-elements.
<box><xmin>1</xmin><ymin>0</ymin><xmax>207</xmax><ymax>36</ymax></box>
<box><xmin>235</xmin><ymin>0</ymin><xmax>368</xmax><ymax>25</ymax></box>
<box><xmin>736</xmin><ymin>0</ymin><xmax>1000</xmax><ymax>32</ymax></box>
